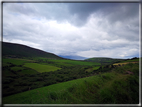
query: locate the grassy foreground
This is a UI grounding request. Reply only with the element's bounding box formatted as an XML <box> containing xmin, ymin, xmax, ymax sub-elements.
<box><xmin>3</xmin><ymin>63</ymin><xmax>139</xmax><ymax>104</ymax></box>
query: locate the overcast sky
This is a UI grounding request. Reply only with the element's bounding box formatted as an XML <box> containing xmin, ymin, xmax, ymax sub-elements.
<box><xmin>3</xmin><ymin>2</ymin><xmax>140</xmax><ymax>59</ymax></box>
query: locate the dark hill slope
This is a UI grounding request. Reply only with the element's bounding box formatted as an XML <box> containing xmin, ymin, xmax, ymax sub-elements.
<box><xmin>2</xmin><ymin>42</ymin><xmax>62</xmax><ymax>59</ymax></box>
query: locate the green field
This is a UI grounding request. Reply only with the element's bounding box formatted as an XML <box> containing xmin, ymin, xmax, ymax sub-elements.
<box><xmin>11</xmin><ymin>66</ymin><xmax>24</xmax><ymax>71</ymax></box>
<box><xmin>3</xmin><ymin>63</ymin><xmax>139</xmax><ymax>104</ymax></box>
<box><xmin>2</xmin><ymin>62</ymin><xmax>11</xmax><ymax>67</ymax></box>
<box><xmin>121</xmin><ymin>58</ymin><xmax>139</xmax><ymax>63</ymax></box>
<box><xmin>113</xmin><ymin>61</ymin><xmax>139</xmax><ymax>66</ymax></box>
<box><xmin>24</xmin><ymin>63</ymin><xmax>61</xmax><ymax>73</ymax></box>
<box><xmin>48</xmin><ymin>59</ymin><xmax>101</xmax><ymax>66</ymax></box>
<box><xmin>85</xmin><ymin>66</ymin><xmax>100</xmax><ymax>72</ymax></box>
<box><xmin>2</xmin><ymin>72</ymin><xmax>118</xmax><ymax>104</ymax></box>
<box><xmin>2</xmin><ymin>42</ymin><xmax>139</xmax><ymax>104</ymax></box>
<box><xmin>3</xmin><ymin>58</ymin><xmax>29</xmax><ymax>65</ymax></box>
<box><xmin>18</xmin><ymin>69</ymin><xmax>38</xmax><ymax>75</ymax></box>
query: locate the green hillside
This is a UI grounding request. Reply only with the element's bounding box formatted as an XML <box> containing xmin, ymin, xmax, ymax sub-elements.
<box><xmin>2</xmin><ymin>57</ymin><xmax>101</xmax><ymax>97</ymax></box>
<box><xmin>3</xmin><ymin>63</ymin><xmax>139</xmax><ymax>104</ymax></box>
<box><xmin>2</xmin><ymin>42</ymin><xmax>139</xmax><ymax>104</ymax></box>
<box><xmin>85</xmin><ymin>57</ymin><xmax>125</xmax><ymax>65</ymax></box>
<box><xmin>2</xmin><ymin>42</ymin><xmax>62</xmax><ymax>59</ymax></box>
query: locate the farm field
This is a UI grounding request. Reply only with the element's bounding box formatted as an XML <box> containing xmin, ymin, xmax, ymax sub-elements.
<box><xmin>120</xmin><ymin>58</ymin><xmax>139</xmax><ymax>63</ymax></box>
<box><xmin>24</xmin><ymin>63</ymin><xmax>61</xmax><ymax>73</ymax></box>
<box><xmin>113</xmin><ymin>61</ymin><xmax>139</xmax><ymax>66</ymax></box>
<box><xmin>85</xmin><ymin>66</ymin><xmax>100</xmax><ymax>72</ymax></box>
<box><xmin>3</xmin><ymin>63</ymin><xmax>139</xmax><ymax>104</ymax></box>
<box><xmin>2</xmin><ymin>58</ymin><xmax>29</xmax><ymax>65</ymax></box>
<box><xmin>2</xmin><ymin>57</ymin><xmax>102</xmax><ymax>97</ymax></box>
<box><xmin>2</xmin><ymin>41</ymin><xmax>140</xmax><ymax>104</ymax></box>
<box><xmin>48</xmin><ymin>59</ymin><xmax>101</xmax><ymax>66</ymax></box>
<box><xmin>10</xmin><ymin>66</ymin><xmax>25</xmax><ymax>71</ymax></box>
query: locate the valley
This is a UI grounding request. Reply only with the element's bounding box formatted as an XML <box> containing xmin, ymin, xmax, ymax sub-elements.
<box><xmin>2</xmin><ymin>42</ymin><xmax>140</xmax><ymax>104</ymax></box>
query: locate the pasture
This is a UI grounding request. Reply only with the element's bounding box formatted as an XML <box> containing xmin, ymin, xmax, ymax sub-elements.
<box><xmin>3</xmin><ymin>63</ymin><xmax>139</xmax><ymax>104</ymax></box>
<box><xmin>11</xmin><ymin>66</ymin><xmax>24</xmax><ymax>72</ymax></box>
<box><xmin>2</xmin><ymin>58</ymin><xmax>28</xmax><ymax>65</ymax></box>
<box><xmin>48</xmin><ymin>59</ymin><xmax>101</xmax><ymax>66</ymax></box>
<box><xmin>2</xmin><ymin>72</ymin><xmax>115</xmax><ymax>104</ymax></box>
<box><xmin>121</xmin><ymin>58</ymin><xmax>139</xmax><ymax>63</ymax></box>
<box><xmin>85</xmin><ymin>66</ymin><xmax>100</xmax><ymax>72</ymax></box>
<box><xmin>113</xmin><ymin>61</ymin><xmax>138</xmax><ymax>66</ymax></box>
<box><xmin>17</xmin><ymin>68</ymin><xmax>38</xmax><ymax>75</ymax></box>
<box><xmin>24</xmin><ymin>63</ymin><xmax>61</xmax><ymax>73</ymax></box>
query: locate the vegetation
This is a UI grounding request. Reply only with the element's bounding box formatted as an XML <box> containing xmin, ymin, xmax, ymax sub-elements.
<box><xmin>2</xmin><ymin>57</ymin><xmax>102</xmax><ymax>97</ymax></box>
<box><xmin>24</xmin><ymin>63</ymin><xmax>61</xmax><ymax>73</ymax></box>
<box><xmin>48</xmin><ymin>59</ymin><xmax>101</xmax><ymax>66</ymax></box>
<box><xmin>85</xmin><ymin>57</ymin><xmax>125</xmax><ymax>65</ymax></box>
<box><xmin>3</xmin><ymin>63</ymin><xmax>139</xmax><ymax>104</ymax></box>
<box><xmin>2</xmin><ymin>42</ymin><xmax>62</xmax><ymax>59</ymax></box>
<box><xmin>3</xmin><ymin>58</ymin><xmax>28</xmax><ymax>65</ymax></box>
<box><xmin>120</xmin><ymin>58</ymin><xmax>139</xmax><ymax>63</ymax></box>
<box><xmin>2</xmin><ymin>42</ymin><xmax>139</xmax><ymax>104</ymax></box>
<box><xmin>113</xmin><ymin>57</ymin><xmax>139</xmax><ymax>66</ymax></box>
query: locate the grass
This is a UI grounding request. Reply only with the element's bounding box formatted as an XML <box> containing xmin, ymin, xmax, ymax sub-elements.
<box><xmin>113</xmin><ymin>62</ymin><xmax>128</xmax><ymax>66</ymax></box>
<box><xmin>2</xmin><ymin>62</ymin><xmax>11</xmax><ymax>67</ymax></box>
<box><xmin>113</xmin><ymin>61</ymin><xmax>138</xmax><ymax>66</ymax></box>
<box><xmin>93</xmin><ymin>66</ymin><xmax>100</xmax><ymax>70</ymax></box>
<box><xmin>11</xmin><ymin>67</ymin><xmax>24</xmax><ymax>72</ymax></box>
<box><xmin>2</xmin><ymin>69</ymin><xmax>16</xmax><ymax>76</ymax></box>
<box><xmin>24</xmin><ymin>63</ymin><xmax>61</xmax><ymax>73</ymax></box>
<box><xmin>40</xmin><ymin>62</ymin><xmax>74</xmax><ymax>67</ymax></box>
<box><xmin>2</xmin><ymin>58</ymin><xmax>28</xmax><ymax>65</ymax></box>
<box><xmin>3</xmin><ymin>63</ymin><xmax>139</xmax><ymax>104</ymax></box>
<box><xmin>18</xmin><ymin>69</ymin><xmax>38</xmax><ymax>75</ymax></box>
<box><xmin>48</xmin><ymin>59</ymin><xmax>101</xmax><ymax>66</ymax></box>
<box><xmin>121</xmin><ymin>58</ymin><xmax>139</xmax><ymax>63</ymax></box>
<box><xmin>85</xmin><ymin>66</ymin><xmax>100</xmax><ymax>72</ymax></box>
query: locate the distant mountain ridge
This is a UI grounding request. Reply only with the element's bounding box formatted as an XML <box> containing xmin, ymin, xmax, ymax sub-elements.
<box><xmin>2</xmin><ymin>42</ymin><xmax>63</xmax><ymax>59</ymax></box>
<box><xmin>59</xmin><ymin>55</ymin><xmax>87</xmax><ymax>60</ymax></box>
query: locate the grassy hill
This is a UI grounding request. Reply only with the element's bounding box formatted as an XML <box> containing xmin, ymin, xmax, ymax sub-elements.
<box><xmin>2</xmin><ymin>56</ymin><xmax>101</xmax><ymax>97</ymax></box>
<box><xmin>85</xmin><ymin>57</ymin><xmax>125</xmax><ymax>65</ymax></box>
<box><xmin>3</xmin><ymin>62</ymin><xmax>139</xmax><ymax>104</ymax></box>
<box><xmin>2</xmin><ymin>42</ymin><xmax>139</xmax><ymax>104</ymax></box>
<box><xmin>2</xmin><ymin>42</ymin><xmax>62</xmax><ymax>59</ymax></box>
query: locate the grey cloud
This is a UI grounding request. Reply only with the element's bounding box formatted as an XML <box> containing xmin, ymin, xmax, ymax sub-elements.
<box><xmin>32</xmin><ymin>3</ymin><xmax>70</xmax><ymax>23</ymax></box>
<box><xmin>66</xmin><ymin>3</ymin><xmax>109</xmax><ymax>27</ymax></box>
<box><xmin>3</xmin><ymin>3</ymin><xmax>37</xmax><ymax>16</ymax></box>
<box><xmin>103</xmin><ymin>3</ymin><xmax>139</xmax><ymax>24</ymax></box>
<box><xmin>4</xmin><ymin>3</ymin><xmax>139</xmax><ymax>27</ymax></box>
<box><xmin>66</xmin><ymin>3</ymin><xmax>139</xmax><ymax>27</ymax></box>
<box><xmin>3</xmin><ymin>3</ymin><xmax>139</xmax><ymax>59</ymax></box>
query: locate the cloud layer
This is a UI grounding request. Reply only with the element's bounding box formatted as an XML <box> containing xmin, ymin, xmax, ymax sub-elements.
<box><xmin>3</xmin><ymin>3</ymin><xmax>139</xmax><ymax>59</ymax></box>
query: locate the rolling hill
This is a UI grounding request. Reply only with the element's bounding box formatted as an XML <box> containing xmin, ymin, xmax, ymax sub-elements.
<box><xmin>85</xmin><ymin>57</ymin><xmax>125</xmax><ymax>65</ymax></box>
<box><xmin>3</xmin><ymin>62</ymin><xmax>139</xmax><ymax>104</ymax></box>
<box><xmin>2</xmin><ymin>42</ymin><xmax>139</xmax><ymax>104</ymax></box>
<box><xmin>2</xmin><ymin>42</ymin><xmax>63</xmax><ymax>59</ymax></box>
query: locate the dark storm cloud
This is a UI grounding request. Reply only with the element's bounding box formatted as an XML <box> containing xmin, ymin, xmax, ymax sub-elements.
<box><xmin>66</xmin><ymin>3</ymin><xmax>117</xmax><ymax>26</ymax></box>
<box><xmin>4</xmin><ymin>3</ymin><xmax>138</xmax><ymax>27</ymax></box>
<box><xmin>104</xmin><ymin>3</ymin><xmax>139</xmax><ymax>24</ymax></box>
<box><xmin>66</xmin><ymin>3</ymin><xmax>139</xmax><ymax>27</ymax></box>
